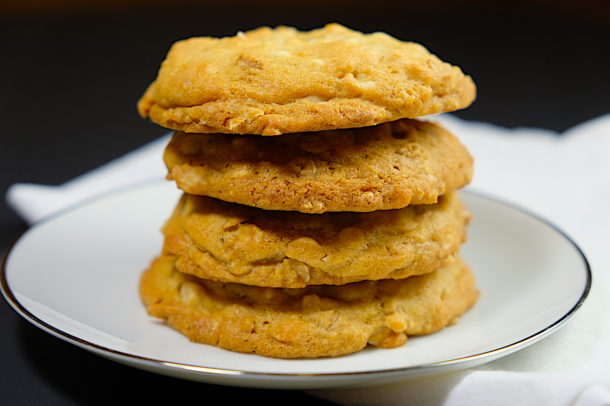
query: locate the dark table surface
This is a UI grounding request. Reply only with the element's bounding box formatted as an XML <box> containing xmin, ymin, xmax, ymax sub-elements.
<box><xmin>1</xmin><ymin>3</ymin><xmax>608</xmax><ymax>405</ymax></box>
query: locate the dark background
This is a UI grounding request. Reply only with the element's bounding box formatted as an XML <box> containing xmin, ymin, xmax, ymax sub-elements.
<box><xmin>1</xmin><ymin>1</ymin><xmax>609</xmax><ymax>404</ymax></box>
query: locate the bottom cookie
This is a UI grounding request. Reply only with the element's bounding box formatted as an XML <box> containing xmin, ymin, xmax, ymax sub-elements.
<box><xmin>140</xmin><ymin>256</ymin><xmax>478</xmax><ymax>359</ymax></box>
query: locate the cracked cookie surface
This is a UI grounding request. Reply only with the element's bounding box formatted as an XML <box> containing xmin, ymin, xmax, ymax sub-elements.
<box><xmin>162</xmin><ymin>191</ymin><xmax>470</xmax><ymax>288</ymax></box>
<box><xmin>138</xmin><ymin>23</ymin><xmax>476</xmax><ymax>135</ymax></box>
<box><xmin>164</xmin><ymin>119</ymin><xmax>473</xmax><ymax>213</ymax></box>
<box><xmin>140</xmin><ymin>255</ymin><xmax>478</xmax><ymax>358</ymax></box>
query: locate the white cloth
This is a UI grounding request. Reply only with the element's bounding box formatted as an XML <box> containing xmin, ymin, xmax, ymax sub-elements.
<box><xmin>6</xmin><ymin>115</ymin><xmax>610</xmax><ymax>406</ymax></box>
<box><xmin>6</xmin><ymin>134</ymin><xmax>171</xmax><ymax>224</ymax></box>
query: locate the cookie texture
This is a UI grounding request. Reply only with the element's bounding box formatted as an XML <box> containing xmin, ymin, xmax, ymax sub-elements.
<box><xmin>140</xmin><ymin>255</ymin><xmax>478</xmax><ymax>359</ymax></box>
<box><xmin>164</xmin><ymin>119</ymin><xmax>473</xmax><ymax>213</ymax></box>
<box><xmin>163</xmin><ymin>192</ymin><xmax>470</xmax><ymax>288</ymax></box>
<box><xmin>138</xmin><ymin>23</ymin><xmax>476</xmax><ymax>135</ymax></box>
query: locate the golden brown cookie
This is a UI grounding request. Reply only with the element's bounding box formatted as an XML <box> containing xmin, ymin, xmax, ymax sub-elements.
<box><xmin>164</xmin><ymin>119</ymin><xmax>473</xmax><ymax>213</ymax></box>
<box><xmin>162</xmin><ymin>191</ymin><xmax>470</xmax><ymax>288</ymax></box>
<box><xmin>138</xmin><ymin>23</ymin><xmax>476</xmax><ymax>135</ymax></box>
<box><xmin>140</xmin><ymin>255</ymin><xmax>478</xmax><ymax>359</ymax></box>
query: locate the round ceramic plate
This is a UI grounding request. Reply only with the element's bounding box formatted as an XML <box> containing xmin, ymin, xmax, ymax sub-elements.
<box><xmin>1</xmin><ymin>181</ymin><xmax>591</xmax><ymax>389</ymax></box>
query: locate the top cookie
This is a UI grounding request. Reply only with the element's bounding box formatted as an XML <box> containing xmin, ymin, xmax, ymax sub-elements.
<box><xmin>138</xmin><ymin>23</ymin><xmax>476</xmax><ymax>135</ymax></box>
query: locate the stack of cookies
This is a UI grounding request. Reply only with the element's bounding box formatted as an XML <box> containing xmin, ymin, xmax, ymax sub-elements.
<box><xmin>137</xmin><ymin>24</ymin><xmax>479</xmax><ymax>359</ymax></box>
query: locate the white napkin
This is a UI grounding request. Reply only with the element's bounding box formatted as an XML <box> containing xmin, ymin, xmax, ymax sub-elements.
<box><xmin>6</xmin><ymin>134</ymin><xmax>171</xmax><ymax>224</ymax></box>
<box><xmin>6</xmin><ymin>115</ymin><xmax>610</xmax><ymax>405</ymax></box>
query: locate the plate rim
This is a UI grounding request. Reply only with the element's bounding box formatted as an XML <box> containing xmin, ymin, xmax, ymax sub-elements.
<box><xmin>0</xmin><ymin>182</ymin><xmax>593</xmax><ymax>383</ymax></box>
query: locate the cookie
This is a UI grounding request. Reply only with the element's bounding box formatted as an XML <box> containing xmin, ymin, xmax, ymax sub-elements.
<box><xmin>164</xmin><ymin>119</ymin><xmax>473</xmax><ymax>213</ymax></box>
<box><xmin>162</xmin><ymin>191</ymin><xmax>470</xmax><ymax>288</ymax></box>
<box><xmin>137</xmin><ymin>23</ymin><xmax>476</xmax><ymax>135</ymax></box>
<box><xmin>140</xmin><ymin>255</ymin><xmax>478</xmax><ymax>359</ymax></box>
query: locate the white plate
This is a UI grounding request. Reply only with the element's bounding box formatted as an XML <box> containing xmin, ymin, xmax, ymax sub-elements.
<box><xmin>1</xmin><ymin>181</ymin><xmax>591</xmax><ymax>389</ymax></box>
